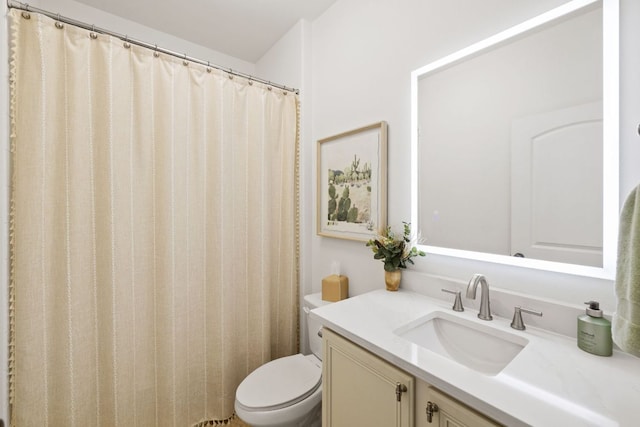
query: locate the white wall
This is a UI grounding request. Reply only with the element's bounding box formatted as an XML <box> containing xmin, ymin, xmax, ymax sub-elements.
<box><xmin>309</xmin><ymin>0</ymin><xmax>639</xmax><ymax>315</ymax></box>
<box><xmin>23</xmin><ymin>0</ymin><xmax>256</xmax><ymax>75</ymax></box>
<box><xmin>619</xmin><ymin>0</ymin><xmax>640</xmax><ymax>196</ymax></box>
<box><xmin>253</xmin><ymin>0</ymin><xmax>640</xmax><ymax>344</ymax></box>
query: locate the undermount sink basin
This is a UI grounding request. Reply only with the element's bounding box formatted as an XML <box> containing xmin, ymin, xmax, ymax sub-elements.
<box><xmin>395</xmin><ymin>311</ymin><xmax>528</xmax><ymax>375</ymax></box>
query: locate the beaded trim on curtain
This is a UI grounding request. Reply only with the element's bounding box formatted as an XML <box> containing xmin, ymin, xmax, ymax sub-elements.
<box><xmin>294</xmin><ymin>96</ymin><xmax>301</xmax><ymax>354</ymax></box>
<box><xmin>192</xmin><ymin>413</ymin><xmax>248</xmax><ymax>426</ymax></box>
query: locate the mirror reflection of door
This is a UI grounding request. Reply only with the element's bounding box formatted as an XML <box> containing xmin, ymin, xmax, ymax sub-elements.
<box><xmin>510</xmin><ymin>102</ymin><xmax>603</xmax><ymax>267</ymax></box>
<box><xmin>417</xmin><ymin>4</ymin><xmax>603</xmax><ymax>267</ymax></box>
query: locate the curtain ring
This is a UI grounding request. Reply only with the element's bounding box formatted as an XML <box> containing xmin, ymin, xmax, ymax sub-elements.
<box><xmin>248</xmin><ymin>77</ymin><xmax>253</xmax><ymax>86</ymax></box>
<box><xmin>206</xmin><ymin>61</ymin><xmax>212</xmax><ymax>73</ymax></box>
<box><xmin>183</xmin><ymin>53</ymin><xmax>188</xmax><ymax>66</ymax></box>
<box><xmin>153</xmin><ymin>44</ymin><xmax>159</xmax><ymax>58</ymax></box>
<box><xmin>90</xmin><ymin>24</ymin><xmax>98</xmax><ymax>39</ymax></box>
<box><xmin>55</xmin><ymin>14</ymin><xmax>64</xmax><ymax>29</ymax></box>
<box><xmin>21</xmin><ymin>6</ymin><xmax>31</xmax><ymax>19</ymax></box>
<box><xmin>123</xmin><ymin>35</ymin><xmax>131</xmax><ymax>49</ymax></box>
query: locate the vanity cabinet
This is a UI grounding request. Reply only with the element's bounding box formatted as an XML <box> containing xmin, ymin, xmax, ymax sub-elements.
<box><xmin>415</xmin><ymin>380</ymin><xmax>502</xmax><ymax>427</ymax></box>
<box><xmin>322</xmin><ymin>328</ymin><xmax>414</xmax><ymax>427</ymax></box>
<box><xmin>322</xmin><ymin>327</ymin><xmax>501</xmax><ymax>427</ymax></box>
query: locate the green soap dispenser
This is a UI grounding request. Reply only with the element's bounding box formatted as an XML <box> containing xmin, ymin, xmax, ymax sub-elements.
<box><xmin>577</xmin><ymin>301</ymin><xmax>612</xmax><ymax>356</ymax></box>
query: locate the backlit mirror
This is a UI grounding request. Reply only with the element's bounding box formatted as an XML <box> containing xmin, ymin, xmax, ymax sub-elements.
<box><xmin>411</xmin><ymin>0</ymin><xmax>618</xmax><ymax>279</ymax></box>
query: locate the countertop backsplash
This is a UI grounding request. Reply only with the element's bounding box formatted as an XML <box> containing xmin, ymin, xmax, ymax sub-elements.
<box><xmin>400</xmin><ymin>272</ymin><xmax>608</xmax><ymax>341</ymax></box>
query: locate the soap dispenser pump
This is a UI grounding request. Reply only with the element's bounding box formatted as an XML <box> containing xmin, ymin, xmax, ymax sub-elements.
<box><xmin>577</xmin><ymin>301</ymin><xmax>612</xmax><ymax>356</ymax></box>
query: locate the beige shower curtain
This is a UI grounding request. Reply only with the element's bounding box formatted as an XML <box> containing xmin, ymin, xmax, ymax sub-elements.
<box><xmin>9</xmin><ymin>9</ymin><xmax>299</xmax><ymax>427</ymax></box>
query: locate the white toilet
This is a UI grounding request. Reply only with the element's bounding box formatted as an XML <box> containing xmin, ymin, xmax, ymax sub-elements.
<box><xmin>235</xmin><ymin>293</ymin><xmax>330</xmax><ymax>427</ymax></box>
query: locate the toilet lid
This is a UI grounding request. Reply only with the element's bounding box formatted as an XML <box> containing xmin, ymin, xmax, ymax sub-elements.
<box><xmin>236</xmin><ymin>354</ymin><xmax>321</xmax><ymax>411</ymax></box>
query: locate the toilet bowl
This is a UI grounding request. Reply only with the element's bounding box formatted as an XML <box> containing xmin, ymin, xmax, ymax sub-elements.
<box><xmin>235</xmin><ymin>293</ymin><xmax>330</xmax><ymax>427</ymax></box>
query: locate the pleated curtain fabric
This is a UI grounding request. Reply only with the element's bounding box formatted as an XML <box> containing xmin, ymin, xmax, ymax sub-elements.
<box><xmin>9</xmin><ymin>9</ymin><xmax>299</xmax><ymax>426</ymax></box>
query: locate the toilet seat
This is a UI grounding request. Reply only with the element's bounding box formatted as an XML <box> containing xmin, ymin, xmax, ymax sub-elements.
<box><xmin>236</xmin><ymin>354</ymin><xmax>321</xmax><ymax>412</ymax></box>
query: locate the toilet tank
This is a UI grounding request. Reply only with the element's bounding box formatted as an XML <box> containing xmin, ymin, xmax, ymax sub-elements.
<box><xmin>303</xmin><ymin>293</ymin><xmax>332</xmax><ymax>359</ymax></box>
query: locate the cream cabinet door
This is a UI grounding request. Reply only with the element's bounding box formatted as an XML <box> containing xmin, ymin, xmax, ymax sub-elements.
<box><xmin>322</xmin><ymin>328</ymin><xmax>414</xmax><ymax>427</ymax></box>
<box><xmin>415</xmin><ymin>380</ymin><xmax>501</xmax><ymax>427</ymax></box>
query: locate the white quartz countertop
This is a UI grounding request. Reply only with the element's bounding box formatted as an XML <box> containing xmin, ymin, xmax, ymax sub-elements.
<box><xmin>309</xmin><ymin>289</ymin><xmax>640</xmax><ymax>427</ymax></box>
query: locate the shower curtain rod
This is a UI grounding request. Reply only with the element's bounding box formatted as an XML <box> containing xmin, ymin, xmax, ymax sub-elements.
<box><xmin>7</xmin><ymin>0</ymin><xmax>300</xmax><ymax>94</ymax></box>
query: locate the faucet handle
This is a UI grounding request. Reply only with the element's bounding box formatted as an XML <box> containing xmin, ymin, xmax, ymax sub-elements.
<box><xmin>441</xmin><ymin>289</ymin><xmax>464</xmax><ymax>312</ymax></box>
<box><xmin>510</xmin><ymin>306</ymin><xmax>543</xmax><ymax>330</ymax></box>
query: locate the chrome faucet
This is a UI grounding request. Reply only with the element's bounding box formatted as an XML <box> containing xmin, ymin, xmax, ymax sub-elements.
<box><xmin>466</xmin><ymin>274</ymin><xmax>492</xmax><ymax>320</ymax></box>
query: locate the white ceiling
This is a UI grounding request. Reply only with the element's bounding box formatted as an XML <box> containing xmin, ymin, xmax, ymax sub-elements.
<box><xmin>74</xmin><ymin>0</ymin><xmax>337</xmax><ymax>63</ymax></box>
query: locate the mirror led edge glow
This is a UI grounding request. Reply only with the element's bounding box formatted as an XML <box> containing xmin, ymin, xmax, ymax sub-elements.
<box><xmin>410</xmin><ymin>0</ymin><xmax>618</xmax><ymax>280</ymax></box>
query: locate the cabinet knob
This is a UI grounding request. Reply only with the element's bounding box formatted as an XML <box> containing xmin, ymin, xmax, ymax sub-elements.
<box><xmin>426</xmin><ymin>401</ymin><xmax>439</xmax><ymax>423</ymax></box>
<box><xmin>395</xmin><ymin>382</ymin><xmax>408</xmax><ymax>402</ymax></box>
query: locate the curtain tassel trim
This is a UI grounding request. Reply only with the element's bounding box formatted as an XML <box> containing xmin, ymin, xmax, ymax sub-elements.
<box><xmin>8</xmin><ymin>7</ymin><xmax>20</xmax><ymax>425</ymax></box>
<box><xmin>192</xmin><ymin>413</ymin><xmax>246</xmax><ymax>426</ymax></box>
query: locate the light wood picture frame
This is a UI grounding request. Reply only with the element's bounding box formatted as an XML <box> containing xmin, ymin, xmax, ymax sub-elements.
<box><xmin>317</xmin><ymin>122</ymin><xmax>388</xmax><ymax>241</ymax></box>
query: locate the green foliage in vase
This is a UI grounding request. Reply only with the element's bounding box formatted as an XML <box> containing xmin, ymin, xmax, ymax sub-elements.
<box><xmin>366</xmin><ymin>222</ymin><xmax>426</xmax><ymax>272</ymax></box>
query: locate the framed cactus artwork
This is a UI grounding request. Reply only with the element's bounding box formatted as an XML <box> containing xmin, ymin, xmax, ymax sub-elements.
<box><xmin>317</xmin><ymin>122</ymin><xmax>388</xmax><ymax>241</ymax></box>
